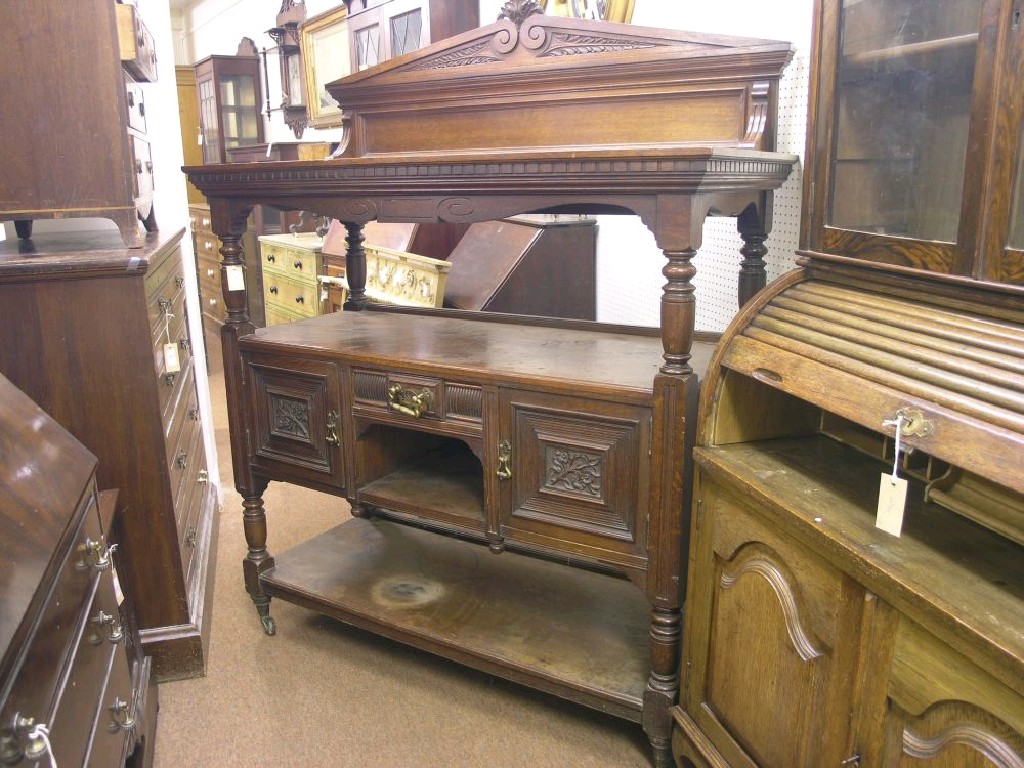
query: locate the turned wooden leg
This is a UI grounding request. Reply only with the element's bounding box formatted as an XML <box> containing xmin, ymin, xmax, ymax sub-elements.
<box><xmin>660</xmin><ymin>248</ymin><xmax>697</xmax><ymax>376</ymax></box>
<box><xmin>241</xmin><ymin>477</ymin><xmax>275</xmax><ymax>634</ymax></box>
<box><xmin>342</xmin><ymin>221</ymin><xmax>369</xmax><ymax>310</ymax></box>
<box><xmin>737</xmin><ymin>203</ymin><xmax>768</xmax><ymax>307</ymax></box>
<box><xmin>349</xmin><ymin>500</ymin><xmax>375</xmax><ymax>519</ymax></box>
<box><xmin>643</xmin><ymin>606</ymin><xmax>683</xmax><ymax>768</ymax></box>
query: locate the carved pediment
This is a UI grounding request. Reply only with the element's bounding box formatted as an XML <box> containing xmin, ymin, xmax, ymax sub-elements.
<box><xmin>323</xmin><ymin>13</ymin><xmax>795</xmax><ymax>159</ymax></box>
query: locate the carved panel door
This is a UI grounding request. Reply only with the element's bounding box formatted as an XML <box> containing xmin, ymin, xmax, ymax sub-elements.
<box><xmin>497</xmin><ymin>388</ymin><xmax>651</xmax><ymax>570</ymax></box>
<box><xmin>244</xmin><ymin>352</ymin><xmax>345</xmax><ymax>491</ymax></box>
<box><xmin>679</xmin><ymin>471</ymin><xmax>867</xmax><ymax>768</ymax></box>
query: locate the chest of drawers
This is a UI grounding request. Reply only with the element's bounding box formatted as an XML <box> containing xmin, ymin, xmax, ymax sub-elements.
<box><xmin>0</xmin><ymin>0</ymin><xmax>158</xmax><ymax>247</ymax></box>
<box><xmin>0</xmin><ymin>373</ymin><xmax>156</xmax><ymax>767</ymax></box>
<box><xmin>258</xmin><ymin>232</ymin><xmax>325</xmax><ymax>325</ymax></box>
<box><xmin>0</xmin><ymin>229</ymin><xmax>219</xmax><ymax>681</ymax></box>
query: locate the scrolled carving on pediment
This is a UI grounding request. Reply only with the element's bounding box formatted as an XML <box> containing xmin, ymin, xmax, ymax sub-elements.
<box><xmin>541</xmin><ymin>30</ymin><xmax>658</xmax><ymax>56</ymax></box>
<box><xmin>498</xmin><ymin>0</ymin><xmax>545</xmax><ymax>27</ymax></box>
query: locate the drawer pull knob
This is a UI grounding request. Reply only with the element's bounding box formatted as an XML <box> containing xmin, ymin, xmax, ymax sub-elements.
<box><xmin>387</xmin><ymin>384</ymin><xmax>432</xmax><ymax>418</ymax></box>
<box><xmin>295</xmin><ymin>295</ymin><xmax>305</xmax><ymax>304</ymax></box>
<box><xmin>176</xmin><ymin>452</ymin><xmax>188</xmax><ymax>469</ymax></box>
<box><xmin>3</xmin><ymin>716</ymin><xmax>51</xmax><ymax>764</ymax></box>
<box><xmin>207</xmin><ymin>268</ymin><xmax>216</xmax><ymax>277</ymax></box>
<box><xmin>269</xmin><ymin>286</ymin><xmax>279</xmax><ymax>295</ymax></box>
<box><xmin>178</xmin><ymin>336</ymin><xmax>191</xmax><ymax>353</ymax></box>
<box><xmin>266</xmin><ymin>254</ymin><xmax>276</xmax><ymax>263</ymax></box>
<box><xmin>158</xmin><ymin>297</ymin><xmax>171</xmax><ymax>310</ymax></box>
<box><xmin>174</xmin><ymin>276</ymin><xmax>185</xmax><ymax>288</ymax></box>
<box><xmin>188</xmin><ymin>405</ymin><xmax>201</xmax><ymax>421</ymax></box>
<box><xmin>198</xmin><ymin>469</ymin><xmax>209</xmax><ymax>482</ymax></box>
<box><xmin>90</xmin><ymin>610</ymin><xmax>124</xmax><ymax>644</ymax></box>
<box><xmin>497</xmin><ymin>440</ymin><xmax>513</xmax><ymax>480</ymax></box>
<box><xmin>205</xmin><ymin>241</ymin><xmax>213</xmax><ymax>250</ymax></box>
<box><xmin>185</xmin><ymin>525</ymin><xmax>198</xmax><ymax>548</ymax></box>
<box><xmin>76</xmin><ymin>537</ymin><xmax>115</xmax><ymax>571</ymax></box>
<box><xmin>164</xmin><ymin>371</ymin><xmax>177</xmax><ymax>387</ymax></box>
<box><xmin>325</xmin><ymin>410</ymin><xmax>340</xmax><ymax>446</ymax></box>
<box><xmin>106</xmin><ymin>697</ymin><xmax>136</xmax><ymax>733</ymax></box>
<box><xmin>208</xmin><ymin>298</ymin><xmax>218</xmax><ymax>307</ymax></box>
<box><xmin>293</xmin><ymin>260</ymin><xmax>303</xmax><ymax>269</ymax></box>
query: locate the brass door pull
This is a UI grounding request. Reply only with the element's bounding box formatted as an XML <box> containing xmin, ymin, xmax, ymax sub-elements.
<box><xmin>325</xmin><ymin>410</ymin><xmax>340</xmax><ymax>446</ymax></box>
<box><xmin>497</xmin><ymin>440</ymin><xmax>512</xmax><ymax>480</ymax></box>
<box><xmin>387</xmin><ymin>384</ymin><xmax>432</xmax><ymax>418</ymax></box>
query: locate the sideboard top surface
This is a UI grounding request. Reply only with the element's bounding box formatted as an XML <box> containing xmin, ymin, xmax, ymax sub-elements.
<box><xmin>241</xmin><ymin>309</ymin><xmax>717</xmax><ymax>396</ymax></box>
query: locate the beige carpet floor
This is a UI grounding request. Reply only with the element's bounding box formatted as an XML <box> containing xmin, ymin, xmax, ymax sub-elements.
<box><xmin>151</xmin><ymin>362</ymin><xmax>652</xmax><ymax>767</ymax></box>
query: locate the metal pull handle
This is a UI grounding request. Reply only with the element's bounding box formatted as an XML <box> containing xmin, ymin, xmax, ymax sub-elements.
<box><xmin>208</xmin><ymin>297</ymin><xmax>218</xmax><ymax>307</ymax></box>
<box><xmin>185</xmin><ymin>525</ymin><xmax>198</xmax><ymax>548</ymax></box>
<box><xmin>76</xmin><ymin>537</ymin><xmax>114</xmax><ymax>571</ymax></box>
<box><xmin>206</xmin><ymin>268</ymin><xmax>216</xmax><ymax>277</ymax></box>
<box><xmin>295</xmin><ymin>295</ymin><xmax>305</xmax><ymax>304</ymax></box>
<box><xmin>174</xmin><ymin>276</ymin><xmax>185</xmax><ymax>288</ymax></box>
<box><xmin>496</xmin><ymin>440</ymin><xmax>512</xmax><ymax>480</ymax></box>
<box><xmin>325</xmin><ymin>410</ymin><xmax>340</xmax><ymax>446</ymax></box>
<box><xmin>198</xmin><ymin>469</ymin><xmax>209</xmax><ymax>483</ymax></box>
<box><xmin>266</xmin><ymin>253</ymin><xmax>276</xmax><ymax>263</ymax></box>
<box><xmin>1</xmin><ymin>715</ymin><xmax>50</xmax><ymax>763</ymax></box>
<box><xmin>164</xmin><ymin>371</ymin><xmax>177</xmax><ymax>387</ymax></box>
<box><xmin>188</xmin><ymin>405</ymin><xmax>201</xmax><ymax>421</ymax></box>
<box><xmin>293</xmin><ymin>260</ymin><xmax>303</xmax><ymax>269</ymax></box>
<box><xmin>90</xmin><ymin>610</ymin><xmax>124</xmax><ymax>644</ymax></box>
<box><xmin>176</xmin><ymin>451</ymin><xmax>188</xmax><ymax>469</ymax></box>
<box><xmin>269</xmin><ymin>286</ymin><xmax>279</xmax><ymax>295</ymax></box>
<box><xmin>106</xmin><ymin>697</ymin><xmax>136</xmax><ymax>733</ymax></box>
<box><xmin>387</xmin><ymin>384</ymin><xmax>432</xmax><ymax>418</ymax></box>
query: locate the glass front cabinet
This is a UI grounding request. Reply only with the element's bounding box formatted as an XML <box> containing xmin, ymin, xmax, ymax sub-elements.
<box><xmin>194</xmin><ymin>54</ymin><xmax>264</xmax><ymax>165</ymax></box>
<box><xmin>802</xmin><ymin>0</ymin><xmax>1024</xmax><ymax>285</ymax></box>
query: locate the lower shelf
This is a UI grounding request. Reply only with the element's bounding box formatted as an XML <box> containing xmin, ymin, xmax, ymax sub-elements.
<box><xmin>260</xmin><ymin>516</ymin><xmax>650</xmax><ymax>721</ymax></box>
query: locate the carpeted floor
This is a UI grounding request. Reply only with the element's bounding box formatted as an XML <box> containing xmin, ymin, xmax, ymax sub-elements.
<box><xmin>150</xmin><ymin>364</ymin><xmax>652</xmax><ymax>767</ymax></box>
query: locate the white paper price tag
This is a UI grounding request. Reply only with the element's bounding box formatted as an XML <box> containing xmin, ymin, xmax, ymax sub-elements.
<box><xmin>164</xmin><ymin>342</ymin><xmax>181</xmax><ymax>374</ymax></box>
<box><xmin>876</xmin><ymin>473</ymin><xmax>908</xmax><ymax>537</ymax></box>
<box><xmin>226</xmin><ymin>264</ymin><xmax>245</xmax><ymax>291</ymax></box>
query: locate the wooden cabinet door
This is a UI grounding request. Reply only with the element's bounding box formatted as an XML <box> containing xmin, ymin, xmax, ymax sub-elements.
<box><xmin>679</xmin><ymin>471</ymin><xmax>867</xmax><ymax>768</ymax></box>
<box><xmin>880</xmin><ymin>617</ymin><xmax>1024</xmax><ymax>767</ymax></box>
<box><xmin>243</xmin><ymin>353</ymin><xmax>345</xmax><ymax>491</ymax></box>
<box><xmin>497</xmin><ymin>388</ymin><xmax>651</xmax><ymax>570</ymax></box>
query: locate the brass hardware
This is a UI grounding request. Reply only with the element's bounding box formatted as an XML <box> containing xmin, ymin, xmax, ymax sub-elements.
<box><xmin>269</xmin><ymin>286</ymin><xmax>279</xmax><ymax>295</ymax></box>
<box><xmin>387</xmin><ymin>384</ymin><xmax>432</xmax><ymax>418</ymax></box>
<box><xmin>295</xmin><ymin>295</ymin><xmax>305</xmax><ymax>304</ymax></box>
<box><xmin>106</xmin><ymin>698</ymin><xmax>135</xmax><ymax>733</ymax></box>
<box><xmin>206</xmin><ymin>268</ymin><xmax>215</xmax><ymax>277</ymax></box>
<box><xmin>164</xmin><ymin>372</ymin><xmax>177</xmax><ymax>386</ymax></box>
<box><xmin>186</xmin><ymin>525</ymin><xmax>198</xmax><ymax>548</ymax></box>
<box><xmin>188</xmin><ymin>405</ymin><xmax>200</xmax><ymax>421</ymax></box>
<box><xmin>293</xmin><ymin>260</ymin><xmax>303</xmax><ymax>269</ymax></box>
<box><xmin>4</xmin><ymin>715</ymin><xmax>48</xmax><ymax>763</ymax></box>
<box><xmin>208</xmin><ymin>297</ymin><xmax>217</xmax><ymax>306</ymax></box>
<box><xmin>266</xmin><ymin>253</ymin><xmax>276</xmax><ymax>263</ymax></box>
<box><xmin>178</xmin><ymin>336</ymin><xmax>191</xmax><ymax>353</ymax></box>
<box><xmin>497</xmin><ymin>440</ymin><xmax>512</xmax><ymax>480</ymax></box>
<box><xmin>204</xmin><ymin>240</ymin><xmax>213</xmax><ymax>250</ymax></box>
<box><xmin>198</xmin><ymin>469</ymin><xmax>209</xmax><ymax>483</ymax></box>
<box><xmin>91</xmin><ymin>610</ymin><xmax>123</xmax><ymax>644</ymax></box>
<box><xmin>325</xmin><ymin>411</ymin><xmax>340</xmax><ymax>446</ymax></box>
<box><xmin>76</xmin><ymin>537</ymin><xmax>113</xmax><ymax>571</ymax></box>
<box><xmin>174</xmin><ymin>276</ymin><xmax>185</xmax><ymax>288</ymax></box>
<box><xmin>157</xmin><ymin>297</ymin><xmax>171</xmax><ymax>310</ymax></box>
<box><xmin>176</xmin><ymin>452</ymin><xmax>188</xmax><ymax>469</ymax></box>
<box><xmin>888</xmin><ymin>408</ymin><xmax>934</xmax><ymax>438</ymax></box>
<box><xmin>840</xmin><ymin>756</ymin><xmax>860</xmax><ymax>767</ymax></box>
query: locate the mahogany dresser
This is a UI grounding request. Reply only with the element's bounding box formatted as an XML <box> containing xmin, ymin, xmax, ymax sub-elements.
<box><xmin>671</xmin><ymin>0</ymin><xmax>1024</xmax><ymax>765</ymax></box>
<box><xmin>0</xmin><ymin>372</ymin><xmax>156</xmax><ymax>767</ymax></box>
<box><xmin>185</xmin><ymin>7</ymin><xmax>798</xmax><ymax>766</ymax></box>
<box><xmin>0</xmin><ymin>229</ymin><xmax>219</xmax><ymax>681</ymax></box>
<box><xmin>0</xmin><ymin>0</ymin><xmax>158</xmax><ymax>247</ymax></box>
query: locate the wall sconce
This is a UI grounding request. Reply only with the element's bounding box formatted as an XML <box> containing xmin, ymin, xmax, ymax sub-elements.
<box><xmin>267</xmin><ymin>0</ymin><xmax>308</xmax><ymax>138</ymax></box>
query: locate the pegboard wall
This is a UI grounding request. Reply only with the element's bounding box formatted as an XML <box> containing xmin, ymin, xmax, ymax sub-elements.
<box><xmin>595</xmin><ymin>0</ymin><xmax>815</xmax><ymax>332</ymax></box>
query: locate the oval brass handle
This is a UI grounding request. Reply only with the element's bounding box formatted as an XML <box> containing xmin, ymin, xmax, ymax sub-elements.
<box><xmin>269</xmin><ymin>286</ymin><xmax>279</xmax><ymax>295</ymax></box>
<box><xmin>496</xmin><ymin>440</ymin><xmax>512</xmax><ymax>480</ymax></box>
<box><xmin>176</xmin><ymin>451</ymin><xmax>188</xmax><ymax>468</ymax></box>
<box><xmin>295</xmin><ymin>295</ymin><xmax>305</xmax><ymax>304</ymax></box>
<box><xmin>387</xmin><ymin>384</ymin><xmax>432</xmax><ymax>418</ymax></box>
<box><xmin>174</xmin><ymin>276</ymin><xmax>184</xmax><ymax>288</ymax></box>
<box><xmin>293</xmin><ymin>260</ymin><xmax>303</xmax><ymax>269</ymax></box>
<box><xmin>266</xmin><ymin>253</ymin><xmax>276</xmax><ymax>263</ymax></box>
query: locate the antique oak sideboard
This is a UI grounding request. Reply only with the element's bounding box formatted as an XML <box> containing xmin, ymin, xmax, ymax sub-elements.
<box><xmin>185</xmin><ymin>5</ymin><xmax>799</xmax><ymax>764</ymax></box>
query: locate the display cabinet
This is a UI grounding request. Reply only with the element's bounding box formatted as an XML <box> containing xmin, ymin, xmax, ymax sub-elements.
<box><xmin>195</xmin><ymin>54</ymin><xmax>263</xmax><ymax>165</ymax></box>
<box><xmin>343</xmin><ymin>0</ymin><xmax>478</xmax><ymax>71</ymax></box>
<box><xmin>801</xmin><ymin>0</ymin><xmax>1024</xmax><ymax>285</ymax></box>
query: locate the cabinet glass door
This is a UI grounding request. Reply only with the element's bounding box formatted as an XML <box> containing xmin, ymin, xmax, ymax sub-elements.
<box><xmin>829</xmin><ymin>0</ymin><xmax>982</xmax><ymax>243</ymax></box>
<box><xmin>219</xmin><ymin>75</ymin><xmax>260</xmax><ymax>150</ymax></box>
<box><xmin>389</xmin><ymin>9</ymin><xmax>423</xmax><ymax>57</ymax></box>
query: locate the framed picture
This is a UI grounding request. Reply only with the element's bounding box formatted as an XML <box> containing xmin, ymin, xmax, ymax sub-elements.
<box><xmin>300</xmin><ymin>5</ymin><xmax>351</xmax><ymax>128</ymax></box>
<box><xmin>543</xmin><ymin>0</ymin><xmax>634</xmax><ymax>23</ymax></box>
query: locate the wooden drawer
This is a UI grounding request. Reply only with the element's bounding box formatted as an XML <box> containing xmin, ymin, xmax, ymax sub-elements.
<box><xmin>116</xmin><ymin>3</ymin><xmax>157</xmax><ymax>83</ymax></box>
<box><xmin>125</xmin><ymin>79</ymin><xmax>146</xmax><ymax>133</ymax></box>
<box><xmin>169</xmin><ymin>403</ymin><xmax>202</xmax><ymax>517</ymax></box>
<box><xmin>259</xmin><ymin>233</ymin><xmax>323</xmax><ymax>282</ymax></box>
<box><xmin>264</xmin><ymin>271</ymin><xmax>318</xmax><ymax>320</ymax></box>
<box><xmin>351</xmin><ymin>368</ymin><xmax>484</xmax><ymax>430</ymax></box>
<box><xmin>176</xmin><ymin>435</ymin><xmax>209</xmax><ymax>585</ymax></box>
<box><xmin>85</xmin><ymin>638</ymin><xmax>137</xmax><ymax>768</ymax></box>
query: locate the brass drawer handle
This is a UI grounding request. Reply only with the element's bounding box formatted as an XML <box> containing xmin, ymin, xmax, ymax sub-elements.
<box><xmin>106</xmin><ymin>697</ymin><xmax>136</xmax><ymax>734</ymax></box>
<box><xmin>188</xmin><ymin>405</ymin><xmax>200</xmax><ymax>421</ymax></box>
<box><xmin>176</xmin><ymin>451</ymin><xmax>188</xmax><ymax>469</ymax></box>
<box><xmin>387</xmin><ymin>384</ymin><xmax>432</xmax><ymax>418</ymax></box>
<box><xmin>269</xmin><ymin>286</ymin><xmax>279</xmax><ymax>295</ymax></box>
<box><xmin>164</xmin><ymin>371</ymin><xmax>177</xmax><ymax>387</ymax></box>
<box><xmin>76</xmin><ymin>537</ymin><xmax>115</xmax><ymax>571</ymax></box>
<box><xmin>90</xmin><ymin>610</ymin><xmax>124</xmax><ymax>644</ymax></box>
<box><xmin>295</xmin><ymin>295</ymin><xmax>305</xmax><ymax>304</ymax></box>
<box><xmin>497</xmin><ymin>440</ymin><xmax>512</xmax><ymax>480</ymax></box>
<box><xmin>293</xmin><ymin>260</ymin><xmax>303</xmax><ymax>269</ymax></box>
<box><xmin>208</xmin><ymin>298</ymin><xmax>218</xmax><ymax>307</ymax></box>
<box><xmin>266</xmin><ymin>253</ymin><xmax>276</xmax><ymax>263</ymax></box>
<box><xmin>174</xmin><ymin>276</ymin><xmax>185</xmax><ymax>288</ymax></box>
<box><xmin>325</xmin><ymin>410</ymin><xmax>340</xmax><ymax>446</ymax></box>
<box><xmin>206</xmin><ymin>268</ymin><xmax>216</xmax><ymax>277</ymax></box>
<box><xmin>2</xmin><ymin>716</ymin><xmax>51</xmax><ymax>763</ymax></box>
<box><xmin>185</xmin><ymin>525</ymin><xmax>198</xmax><ymax>548</ymax></box>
